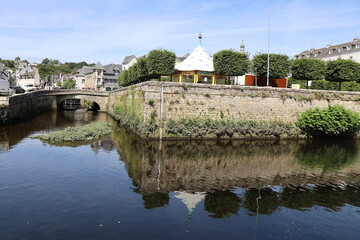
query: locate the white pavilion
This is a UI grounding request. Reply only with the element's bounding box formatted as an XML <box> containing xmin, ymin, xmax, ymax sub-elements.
<box><xmin>172</xmin><ymin>33</ymin><xmax>227</xmax><ymax>85</ymax></box>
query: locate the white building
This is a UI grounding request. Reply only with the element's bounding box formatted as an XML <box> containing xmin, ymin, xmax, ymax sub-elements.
<box><xmin>295</xmin><ymin>38</ymin><xmax>360</xmax><ymax>63</ymax></box>
<box><xmin>121</xmin><ymin>55</ymin><xmax>137</xmax><ymax>71</ymax></box>
<box><xmin>15</xmin><ymin>66</ymin><xmax>40</xmax><ymax>88</ymax></box>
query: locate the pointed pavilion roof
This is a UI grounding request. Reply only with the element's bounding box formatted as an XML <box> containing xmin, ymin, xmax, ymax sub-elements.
<box><xmin>175</xmin><ymin>45</ymin><xmax>214</xmax><ymax>72</ymax></box>
<box><xmin>174</xmin><ymin>191</ymin><xmax>205</xmax><ymax>214</ymax></box>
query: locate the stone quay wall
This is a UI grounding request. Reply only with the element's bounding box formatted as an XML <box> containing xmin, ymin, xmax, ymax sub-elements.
<box><xmin>3</xmin><ymin>82</ymin><xmax>360</xmax><ymax>139</ymax></box>
<box><xmin>107</xmin><ymin>81</ymin><xmax>360</xmax><ymax>139</ymax></box>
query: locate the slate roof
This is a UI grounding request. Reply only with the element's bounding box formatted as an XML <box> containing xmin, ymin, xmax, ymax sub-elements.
<box><xmin>122</xmin><ymin>55</ymin><xmax>136</xmax><ymax>65</ymax></box>
<box><xmin>76</xmin><ymin>66</ymin><xmax>93</xmax><ymax>76</ymax></box>
<box><xmin>18</xmin><ymin>66</ymin><xmax>36</xmax><ymax>76</ymax></box>
<box><xmin>94</xmin><ymin>61</ymin><xmax>104</xmax><ymax>70</ymax></box>
<box><xmin>295</xmin><ymin>38</ymin><xmax>360</xmax><ymax>59</ymax></box>
<box><xmin>176</xmin><ymin>53</ymin><xmax>190</xmax><ymax>63</ymax></box>
<box><xmin>104</xmin><ymin>64</ymin><xmax>122</xmax><ymax>75</ymax></box>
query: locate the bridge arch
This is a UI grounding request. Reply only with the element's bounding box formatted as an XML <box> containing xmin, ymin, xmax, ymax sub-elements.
<box><xmin>54</xmin><ymin>92</ymin><xmax>108</xmax><ymax>111</ymax></box>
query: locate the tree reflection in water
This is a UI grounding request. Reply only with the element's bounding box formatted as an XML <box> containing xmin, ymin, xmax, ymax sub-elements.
<box><xmin>111</xmin><ymin>126</ymin><xmax>360</xmax><ymax>217</ymax></box>
<box><xmin>295</xmin><ymin>139</ymin><xmax>358</xmax><ymax>172</ymax></box>
<box><xmin>204</xmin><ymin>190</ymin><xmax>241</xmax><ymax>218</ymax></box>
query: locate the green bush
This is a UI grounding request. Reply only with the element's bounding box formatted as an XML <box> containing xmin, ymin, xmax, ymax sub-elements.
<box><xmin>310</xmin><ymin>80</ymin><xmax>360</xmax><ymax>92</ymax></box>
<box><xmin>287</xmin><ymin>77</ymin><xmax>306</xmax><ymax>89</ymax></box>
<box><xmin>297</xmin><ymin>105</ymin><xmax>360</xmax><ymax>137</ymax></box>
<box><xmin>310</xmin><ymin>80</ymin><xmax>338</xmax><ymax>90</ymax></box>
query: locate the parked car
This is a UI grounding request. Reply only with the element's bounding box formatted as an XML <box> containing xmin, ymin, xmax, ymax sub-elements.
<box><xmin>23</xmin><ymin>84</ymin><xmax>37</xmax><ymax>92</ymax></box>
<box><xmin>11</xmin><ymin>86</ymin><xmax>25</xmax><ymax>94</ymax></box>
<box><xmin>0</xmin><ymin>80</ymin><xmax>13</xmax><ymax>96</ymax></box>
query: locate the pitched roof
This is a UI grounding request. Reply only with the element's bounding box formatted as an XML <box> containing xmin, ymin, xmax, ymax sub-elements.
<box><xmin>94</xmin><ymin>61</ymin><xmax>104</xmax><ymax>70</ymax></box>
<box><xmin>104</xmin><ymin>64</ymin><xmax>122</xmax><ymax>74</ymax></box>
<box><xmin>76</xmin><ymin>66</ymin><xmax>93</xmax><ymax>76</ymax></box>
<box><xmin>175</xmin><ymin>45</ymin><xmax>214</xmax><ymax>72</ymax></box>
<box><xmin>295</xmin><ymin>38</ymin><xmax>360</xmax><ymax>59</ymax></box>
<box><xmin>122</xmin><ymin>55</ymin><xmax>136</xmax><ymax>65</ymax></box>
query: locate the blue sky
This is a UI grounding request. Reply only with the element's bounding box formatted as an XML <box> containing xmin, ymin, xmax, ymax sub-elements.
<box><xmin>0</xmin><ymin>0</ymin><xmax>359</xmax><ymax>64</ymax></box>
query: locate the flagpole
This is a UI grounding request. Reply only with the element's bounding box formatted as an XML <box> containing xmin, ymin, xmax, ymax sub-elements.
<box><xmin>267</xmin><ymin>15</ymin><xmax>271</xmax><ymax>86</ymax></box>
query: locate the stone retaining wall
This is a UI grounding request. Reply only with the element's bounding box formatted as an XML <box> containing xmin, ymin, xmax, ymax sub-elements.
<box><xmin>107</xmin><ymin>81</ymin><xmax>360</xmax><ymax>139</ymax></box>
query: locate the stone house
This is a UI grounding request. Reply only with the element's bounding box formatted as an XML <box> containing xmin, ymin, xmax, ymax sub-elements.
<box><xmin>77</xmin><ymin>62</ymin><xmax>122</xmax><ymax>90</ymax></box>
<box><xmin>15</xmin><ymin>66</ymin><xmax>40</xmax><ymax>88</ymax></box>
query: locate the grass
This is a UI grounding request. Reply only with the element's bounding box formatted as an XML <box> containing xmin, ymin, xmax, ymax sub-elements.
<box><xmin>32</xmin><ymin>122</ymin><xmax>112</xmax><ymax>143</ymax></box>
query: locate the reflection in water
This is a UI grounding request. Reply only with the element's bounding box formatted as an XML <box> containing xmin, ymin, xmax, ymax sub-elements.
<box><xmin>204</xmin><ymin>191</ymin><xmax>241</xmax><ymax>218</ymax></box>
<box><xmin>0</xmin><ymin>110</ymin><xmax>114</xmax><ymax>152</ymax></box>
<box><xmin>295</xmin><ymin>140</ymin><xmax>358</xmax><ymax>171</ymax></box>
<box><xmin>111</xmin><ymin>126</ymin><xmax>360</xmax><ymax>217</ymax></box>
<box><xmin>2</xmin><ymin>111</ymin><xmax>360</xmax><ymax>239</ymax></box>
<box><xmin>142</xmin><ymin>192</ymin><xmax>170</xmax><ymax>209</ymax></box>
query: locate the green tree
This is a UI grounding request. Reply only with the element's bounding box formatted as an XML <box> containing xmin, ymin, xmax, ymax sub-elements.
<box><xmin>147</xmin><ymin>49</ymin><xmax>176</xmax><ymax>80</ymax></box>
<box><xmin>136</xmin><ymin>57</ymin><xmax>149</xmax><ymax>81</ymax></box>
<box><xmin>128</xmin><ymin>64</ymin><xmax>139</xmax><ymax>85</ymax></box>
<box><xmin>291</xmin><ymin>58</ymin><xmax>326</xmax><ymax>89</ymax></box>
<box><xmin>213</xmin><ymin>50</ymin><xmax>250</xmax><ymax>82</ymax></box>
<box><xmin>118</xmin><ymin>70</ymin><xmax>129</xmax><ymax>86</ymax></box>
<box><xmin>325</xmin><ymin>59</ymin><xmax>360</xmax><ymax>91</ymax></box>
<box><xmin>63</xmin><ymin>79</ymin><xmax>76</xmax><ymax>89</ymax></box>
<box><xmin>252</xmin><ymin>53</ymin><xmax>290</xmax><ymax>80</ymax></box>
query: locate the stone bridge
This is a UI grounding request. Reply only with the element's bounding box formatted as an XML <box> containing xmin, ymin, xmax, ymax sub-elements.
<box><xmin>2</xmin><ymin>90</ymin><xmax>109</xmax><ymax>123</ymax></box>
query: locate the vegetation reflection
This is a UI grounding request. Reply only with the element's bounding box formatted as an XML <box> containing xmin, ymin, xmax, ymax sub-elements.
<box><xmin>295</xmin><ymin>139</ymin><xmax>358</xmax><ymax>171</ymax></box>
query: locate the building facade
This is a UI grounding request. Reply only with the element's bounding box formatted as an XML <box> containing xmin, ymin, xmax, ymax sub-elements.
<box><xmin>295</xmin><ymin>38</ymin><xmax>360</xmax><ymax>63</ymax></box>
<box><xmin>122</xmin><ymin>55</ymin><xmax>137</xmax><ymax>71</ymax></box>
<box><xmin>15</xmin><ymin>66</ymin><xmax>41</xmax><ymax>88</ymax></box>
<box><xmin>77</xmin><ymin>62</ymin><xmax>122</xmax><ymax>90</ymax></box>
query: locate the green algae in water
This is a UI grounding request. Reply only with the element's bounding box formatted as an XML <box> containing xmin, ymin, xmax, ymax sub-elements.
<box><xmin>32</xmin><ymin>122</ymin><xmax>112</xmax><ymax>143</ymax></box>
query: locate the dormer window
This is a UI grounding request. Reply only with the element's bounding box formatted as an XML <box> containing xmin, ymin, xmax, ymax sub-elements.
<box><xmin>357</xmin><ymin>44</ymin><xmax>360</xmax><ymax>48</ymax></box>
<box><xmin>343</xmin><ymin>46</ymin><xmax>347</xmax><ymax>51</ymax></box>
<box><xmin>328</xmin><ymin>50</ymin><xmax>332</xmax><ymax>54</ymax></box>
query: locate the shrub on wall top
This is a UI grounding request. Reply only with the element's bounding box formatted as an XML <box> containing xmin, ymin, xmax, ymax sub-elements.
<box><xmin>297</xmin><ymin>105</ymin><xmax>360</xmax><ymax>138</ymax></box>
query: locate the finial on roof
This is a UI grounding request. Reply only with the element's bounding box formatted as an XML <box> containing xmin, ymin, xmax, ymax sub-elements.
<box><xmin>240</xmin><ymin>40</ymin><xmax>245</xmax><ymax>52</ymax></box>
<box><xmin>198</xmin><ymin>32</ymin><xmax>203</xmax><ymax>45</ymax></box>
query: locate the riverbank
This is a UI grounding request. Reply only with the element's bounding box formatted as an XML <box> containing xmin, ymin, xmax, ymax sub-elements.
<box><xmin>3</xmin><ymin>82</ymin><xmax>360</xmax><ymax>139</ymax></box>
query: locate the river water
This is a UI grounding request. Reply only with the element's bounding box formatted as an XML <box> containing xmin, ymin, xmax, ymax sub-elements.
<box><xmin>0</xmin><ymin>111</ymin><xmax>359</xmax><ymax>240</ymax></box>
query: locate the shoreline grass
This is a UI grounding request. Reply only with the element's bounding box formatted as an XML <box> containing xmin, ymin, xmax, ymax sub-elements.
<box><xmin>31</xmin><ymin>121</ymin><xmax>112</xmax><ymax>143</ymax></box>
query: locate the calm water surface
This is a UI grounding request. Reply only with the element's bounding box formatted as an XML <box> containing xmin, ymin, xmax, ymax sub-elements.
<box><xmin>0</xmin><ymin>111</ymin><xmax>360</xmax><ymax>240</ymax></box>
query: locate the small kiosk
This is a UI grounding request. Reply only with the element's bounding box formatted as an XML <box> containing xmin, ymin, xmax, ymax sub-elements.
<box><xmin>172</xmin><ymin>33</ymin><xmax>227</xmax><ymax>84</ymax></box>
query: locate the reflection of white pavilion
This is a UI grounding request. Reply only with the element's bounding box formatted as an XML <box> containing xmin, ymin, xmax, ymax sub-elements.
<box><xmin>174</xmin><ymin>191</ymin><xmax>205</xmax><ymax>214</ymax></box>
<box><xmin>172</xmin><ymin>33</ymin><xmax>227</xmax><ymax>85</ymax></box>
